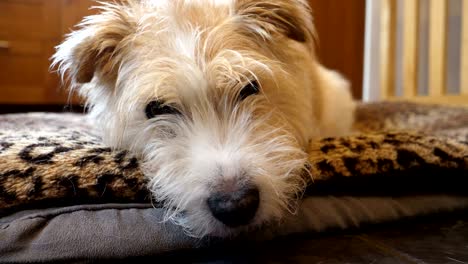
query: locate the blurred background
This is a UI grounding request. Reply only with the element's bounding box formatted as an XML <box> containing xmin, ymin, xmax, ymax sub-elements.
<box><xmin>0</xmin><ymin>0</ymin><xmax>366</xmax><ymax>113</ymax></box>
<box><xmin>0</xmin><ymin>0</ymin><xmax>93</xmax><ymax>113</ymax></box>
<box><xmin>0</xmin><ymin>0</ymin><xmax>466</xmax><ymax>113</ymax></box>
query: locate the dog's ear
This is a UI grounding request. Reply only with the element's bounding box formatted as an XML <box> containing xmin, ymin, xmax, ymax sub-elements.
<box><xmin>235</xmin><ymin>0</ymin><xmax>315</xmax><ymax>43</ymax></box>
<box><xmin>52</xmin><ymin>3</ymin><xmax>136</xmax><ymax>85</ymax></box>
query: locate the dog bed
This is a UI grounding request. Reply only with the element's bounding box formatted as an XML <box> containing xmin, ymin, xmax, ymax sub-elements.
<box><xmin>1</xmin><ymin>101</ymin><xmax>467</xmax><ymax>262</ymax></box>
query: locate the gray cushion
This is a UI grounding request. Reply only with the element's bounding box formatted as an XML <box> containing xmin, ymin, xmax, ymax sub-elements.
<box><xmin>2</xmin><ymin>196</ymin><xmax>468</xmax><ymax>262</ymax></box>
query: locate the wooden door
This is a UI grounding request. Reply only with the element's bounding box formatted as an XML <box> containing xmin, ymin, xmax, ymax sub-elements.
<box><xmin>0</xmin><ymin>0</ymin><xmax>62</xmax><ymax>104</ymax></box>
<box><xmin>308</xmin><ymin>0</ymin><xmax>366</xmax><ymax>99</ymax></box>
<box><xmin>0</xmin><ymin>0</ymin><xmax>95</xmax><ymax>105</ymax></box>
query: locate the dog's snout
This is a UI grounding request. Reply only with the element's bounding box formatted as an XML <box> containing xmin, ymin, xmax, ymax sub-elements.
<box><xmin>207</xmin><ymin>184</ymin><xmax>260</xmax><ymax>227</ymax></box>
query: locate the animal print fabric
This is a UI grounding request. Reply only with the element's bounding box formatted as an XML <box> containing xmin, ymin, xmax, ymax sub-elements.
<box><xmin>0</xmin><ymin>113</ymin><xmax>148</xmax><ymax>212</ymax></box>
<box><xmin>0</xmin><ymin>102</ymin><xmax>467</xmax><ymax>212</ymax></box>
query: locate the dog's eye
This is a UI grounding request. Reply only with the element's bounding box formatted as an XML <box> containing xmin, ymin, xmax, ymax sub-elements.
<box><xmin>239</xmin><ymin>80</ymin><xmax>260</xmax><ymax>101</ymax></box>
<box><xmin>145</xmin><ymin>100</ymin><xmax>180</xmax><ymax>119</ymax></box>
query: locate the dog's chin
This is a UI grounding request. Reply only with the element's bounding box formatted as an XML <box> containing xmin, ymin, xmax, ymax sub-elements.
<box><xmin>144</xmin><ymin>164</ymin><xmax>307</xmax><ymax>238</ymax></box>
<box><xmin>168</xmin><ymin>207</ymin><xmax>252</xmax><ymax>238</ymax></box>
<box><xmin>156</xmin><ymin>195</ymin><xmax>289</xmax><ymax>238</ymax></box>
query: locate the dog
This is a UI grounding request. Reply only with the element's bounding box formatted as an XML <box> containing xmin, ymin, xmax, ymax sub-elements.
<box><xmin>52</xmin><ymin>0</ymin><xmax>355</xmax><ymax>237</ymax></box>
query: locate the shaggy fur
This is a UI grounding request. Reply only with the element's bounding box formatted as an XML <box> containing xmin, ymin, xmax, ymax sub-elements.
<box><xmin>51</xmin><ymin>0</ymin><xmax>355</xmax><ymax>237</ymax></box>
<box><xmin>1</xmin><ymin>102</ymin><xmax>468</xmax><ymax>235</ymax></box>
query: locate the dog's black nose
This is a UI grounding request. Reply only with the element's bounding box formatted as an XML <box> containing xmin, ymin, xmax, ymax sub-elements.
<box><xmin>207</xmin><ymin>184</ymin><xmax>260</xmax><ymax>227</ymax></box>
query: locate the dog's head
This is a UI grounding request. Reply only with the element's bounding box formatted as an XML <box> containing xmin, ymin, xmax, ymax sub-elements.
<box><xmin>52</xmin><ymin>0</ymin><xmax>320</xmax><ymax>237</ymax></box>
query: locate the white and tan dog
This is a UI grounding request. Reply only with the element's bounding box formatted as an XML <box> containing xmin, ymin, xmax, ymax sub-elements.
<box><xmin>52</xmin><ymin>0</ymin><xmax>355</xmax><ymax>237</ymax></box>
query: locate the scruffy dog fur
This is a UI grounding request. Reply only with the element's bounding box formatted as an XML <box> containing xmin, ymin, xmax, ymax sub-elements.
<box><xmin>52</xmin><ymin>0</ymin><xmax>355</xmax><ymax>237</ymax></box>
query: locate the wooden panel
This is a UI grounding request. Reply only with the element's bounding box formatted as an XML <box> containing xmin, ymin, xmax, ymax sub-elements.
<box><xmin>0</xmin><ymin>0</ymin><xmax>59</xmax><ymax>40</ymax></box>
<box><xmin>462</xmin><ymin>0</ymin><xmax>468</xmax><ymax>95</ymax></box>
<box><xmin>402</xmin><ymin>0</ymin><xmax>420</xmax><ymax>98</ymax></box>
<box><xmin>380</xmin><ymin>0</ymin><xmax>397</xmax><ymax>98</ymax></box>
<box><xmin>42</xmin><ymin>0</ymin><xmax>62</xmax><ymax>39</ymax></box>
<box><xmin>0</xmin><ymin>0</ymin><xmax>95</xmax><ymax>105</ymax></box>
<box><xmin>428</xmin><ymin>0</ymin><xmax>448</xmax><ymax>96</ymax></box>
<box><xmin>61</xmin><ymin>0</ymin><xmax>98</xmax><ymax>34</ymax></box>
<box><xmin>1</xmin><ymin>0</ymin><xmax>43</xmax><ymax>3</ymax></box>
<box><xmin>0</xmin><ymin>39</ymin><xmax>75</xmax><ymax>104</ymax></box>
<box><xmin>0</xmin><ymin>0</ymin><xmax>65</xmax><ymax>105</ymax></box>
<box><xmin>0</xmin><ymin>47</ymin><xmax>45</xmax><ymax>104</ymax></box>
<box><xmin>0</xmin><ymin>86</ymin><xmax>45</xmax><ymax>104</ymax></box>
<box><xmin>0</xmin><ymin>54</ymin><xmax>43</xmax><ymax>86</ymax></box>
<box><xmin>0</xmin><ymin>40</ymin><xmax>43</xmax><ymax>56</ymax></box>
<box><xmin>308</xmin><ymin>0</ymin><xmax>366</xmax><ymax>99</ymax></box>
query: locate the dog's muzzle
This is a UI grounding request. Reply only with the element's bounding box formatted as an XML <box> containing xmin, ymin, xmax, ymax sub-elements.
<box><xmin>207</xmin><ymin>183</ymin><xmax>259</xmax><ymax>227</ymax></box>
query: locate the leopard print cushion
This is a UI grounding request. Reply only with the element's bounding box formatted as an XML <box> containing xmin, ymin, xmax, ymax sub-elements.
<box><xmin>0</xmin><ymin>113</ymin><xmax>148</xmax><ymax>212</ymax></box>
<box><xmin>1</xmin><ymin>102</ymin><xmax>467</xmax><ymax>213</ymax></box>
